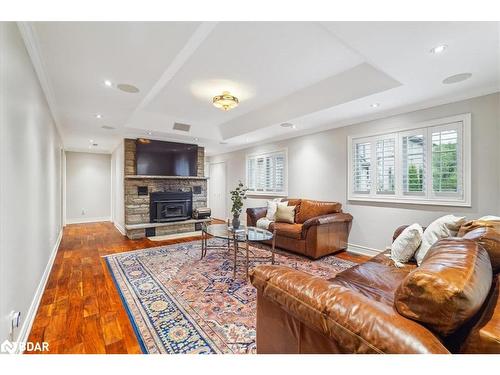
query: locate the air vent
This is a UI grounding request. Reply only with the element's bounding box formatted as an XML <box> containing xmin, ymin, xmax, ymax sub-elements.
<box><xmin>173</xmin><ymin>122</ymin><xmax>191</xmax><ymax>132</ymax></box>
<box><xmin>101</xmin><ymin>125</ymin><xmax>115</xmax><ymax>130</ymax></box>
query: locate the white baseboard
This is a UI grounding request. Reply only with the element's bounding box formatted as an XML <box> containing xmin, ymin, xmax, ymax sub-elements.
<box><xmin>15</xmin><ymin>228</ymin><xmax>63</xmax><ymax>353</ymax></box>
<box><xmin>113</xmin><ymin>221</ymin><xmax>126</xmax><ymax>236</ymax></box>
<box><xmin>66</xmin><ymin>216</ymin><xmax>111</xmax><ymax>224</ymax></box>
<box><xmin>347</xmin><ymin>243</ymin><xmax>384</xmax><ymax>257</ymax></box>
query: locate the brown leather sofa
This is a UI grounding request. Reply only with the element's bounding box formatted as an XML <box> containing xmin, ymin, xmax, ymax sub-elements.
<box><xmin>250</xmin><ymin>220</ymin><xmax>500</xmax><ymax>354</ymax></box>
<box><xmin>246</xmin><ymin>199</ymin><xmax>353</xmax><ymax>259</ymax></box>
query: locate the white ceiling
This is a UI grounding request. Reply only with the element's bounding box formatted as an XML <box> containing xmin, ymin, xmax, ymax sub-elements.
<box><xmin>21</xmin><ymin>21</ymin><xmax>499</xmax><ymax>155</ymax></box>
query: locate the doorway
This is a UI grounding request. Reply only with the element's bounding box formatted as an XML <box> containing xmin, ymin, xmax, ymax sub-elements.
<box><xmin>208</xmin><ymin>162</ymin><xmax>227</xmax><ymax>221</ymax></box>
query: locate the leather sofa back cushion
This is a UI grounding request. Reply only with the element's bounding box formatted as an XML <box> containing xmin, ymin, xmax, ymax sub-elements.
<box><xmin>295</xmin><ymin>200</ymin><xmax>342</xmax><ymax>224</ymax></box>
<box><xmin>458</xmin><ymin>220</ymin><xmax>500</xmax><ymax>273</ymax></box>
<box><xmin>395</xmin><ymin>238</ymin><xmax>492</xmax><ymax>336</ymax></box>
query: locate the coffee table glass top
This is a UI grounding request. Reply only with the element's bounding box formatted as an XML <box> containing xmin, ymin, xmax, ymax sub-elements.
<box><xmin>203</xmin><ymin>223</ymin><xmax>273</xmax><ymax>241</ymax></box>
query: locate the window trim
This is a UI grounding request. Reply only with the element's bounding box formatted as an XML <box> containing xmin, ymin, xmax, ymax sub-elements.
<box><xmin>245</xmin><ymin>148</ymin><xmax>288</xmax><ymax>197</ymax></box>
<box><xmin>347</xmin><ymin>113</ymin><xmax>471</xmax><ymax>207</ymax></box>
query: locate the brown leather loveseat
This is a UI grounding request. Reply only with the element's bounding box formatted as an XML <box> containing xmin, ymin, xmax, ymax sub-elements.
<box><xmin>246</xmin><ymin>199</ymin><xmax>353</xmax><ymax>259</ymax></box>
<box><xmin>250</xmin><ymin>220</ymin><xmax>500</xmax><ymax>354</ymax></box>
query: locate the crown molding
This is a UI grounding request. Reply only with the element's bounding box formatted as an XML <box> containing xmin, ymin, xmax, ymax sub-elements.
<box><xmin>16</xmin><ymin>22</ymin><xmax>65</xmax><ymax>145</ymax></box>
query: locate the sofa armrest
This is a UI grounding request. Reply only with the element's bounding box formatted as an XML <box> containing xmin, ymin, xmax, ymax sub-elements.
<box><xmin>250</xmin><ymin>265</ymin><xmax>449</xmax><ymax>354</ymax></box>
<box><xmin>246</xmin><ymin>207</ymin><xmax>267</xmax><ymax>227</ymax></box>
<box><xmin>302</xmin><ymin>212</ymin><xmax>353</xmax><ymax>232</ymax></box>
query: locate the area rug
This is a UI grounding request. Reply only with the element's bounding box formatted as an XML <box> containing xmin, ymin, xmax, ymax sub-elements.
<box><xmin>104</xmin><ymin>239</ymin><xmax>355</xmax><ymax>354</ymax></box>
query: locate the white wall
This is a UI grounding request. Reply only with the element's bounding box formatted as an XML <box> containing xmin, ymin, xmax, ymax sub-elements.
<box><xmin>111</xmin><ymin>141</ymin><xmax>125</xmax><ymax>234</ymax></box>
<box><xmin>209</xmin><ymin>92</ymin><xmax>500</xmax><ymax>253</ymax></box>
<box><xmin>0</xmin><ymin>22</ymin><xmax>63</xmax><ymax>343</ymax></box>
<box><xmin>65</xmin><ymin>151</ymin><xmax>111</xmax><ymax>223</ymax></box>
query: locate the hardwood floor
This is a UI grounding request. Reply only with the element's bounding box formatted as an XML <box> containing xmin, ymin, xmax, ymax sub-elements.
<box><xmin>27</xmin><ymin>221</ymin><xmax>368</xmax><ymax>354</ymax></box>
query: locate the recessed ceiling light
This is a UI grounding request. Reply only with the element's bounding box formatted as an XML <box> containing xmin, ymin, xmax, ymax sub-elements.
<box><xmin>146</xmin><ymin>131</ymin><xmax>152</xmax><ymax>135</ymax></box>
<box><xmin>104</xmin><ymin>80</ymin><xmax>113</xmax><ymax>87</ymax></box>
<box><xmin>194</xmin><ymin>137</ymin><xmax>199</xmax><ymax>141</ymax></box>
<box><xmin>117</xmin><ymin>83</ymin><xmax>140</xmax><ymax>93</ymax></box>
<box><xmin>280</xmin><ymin>122</ymin><xmax>296</xmax><ymax>129</ymax></box>
<box><xmin>95</xmin><ymin>114</ymin><xmax>102</xmax><ymax>119</ymax></box>
<box><xmin>89</xmin><ymin>139</ymin><xmax>94</xmax><ymax>143</ymax></box>
<box><xmin>370</xmin><ymin>103</ymin><xmax>380</xmax><ymax>108</ymax></box>
<box><xmin>442</xmin><ymin>73</ymin><xmax>472</xmax><ymax>84</ymax></box>
<box><xmin>430</xmin><ymin>44</ymin><xmax>447</xmax><ymax>54</ymax></box>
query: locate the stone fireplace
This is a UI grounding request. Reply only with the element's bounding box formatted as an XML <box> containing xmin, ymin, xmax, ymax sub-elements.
<box><xmin>123</xmin><ymin>139</ymin><xmax>209</xmax><ymax>239</ymax></box>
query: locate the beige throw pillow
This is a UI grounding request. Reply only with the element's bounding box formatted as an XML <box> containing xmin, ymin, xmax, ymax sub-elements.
<box><xmin>390</xmin><ymin>223</ymin><xmax>423</xmax><ymax>267</ymax></box>
<box><xmin>414</xmin><ymin>215</ymin><xmax>466</xmax><ymax>265</ymax></box>
<box><xmin>275</xmin><ymin>205</ymin><xmax>296</xmax><ymax>224</ymax></box>
<box><xmin>265</xmin><ymin>199</ymin><xmax>286</xmax><ymax>221</ymax></box>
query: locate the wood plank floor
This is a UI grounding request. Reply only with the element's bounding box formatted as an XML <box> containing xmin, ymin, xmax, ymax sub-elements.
<box><xmin>26</xmin><ymin>221</ymin><xmax>369</xmax><ymax>354</ymax></box>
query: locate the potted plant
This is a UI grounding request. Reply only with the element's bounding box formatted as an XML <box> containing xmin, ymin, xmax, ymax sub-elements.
<box><xmin>230</xmin><ymin>181</ymin><xmax>248</xmax><ymax>229</ymax></box>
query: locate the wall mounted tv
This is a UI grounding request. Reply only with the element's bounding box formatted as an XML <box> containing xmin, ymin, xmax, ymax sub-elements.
<box><xmin>135</xmin><ymin>139</ymin><xmax>198</xmax><ymax>177</ymax></box>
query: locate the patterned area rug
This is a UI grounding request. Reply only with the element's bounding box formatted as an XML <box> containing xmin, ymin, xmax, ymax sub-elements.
<box><xmin>104</xmin><ymin>239</ymin><xmax>355</xmax><ymax>354</ymax></box>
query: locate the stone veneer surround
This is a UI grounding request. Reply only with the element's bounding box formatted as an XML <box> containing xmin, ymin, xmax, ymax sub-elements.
<box><xmin>124</xmin><ymin>139</ymin><xmax>208</xmax><ymax>239</ymax></box>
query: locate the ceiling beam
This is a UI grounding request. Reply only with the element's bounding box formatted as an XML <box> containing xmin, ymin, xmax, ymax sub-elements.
<box><xmin>127</xmin><ymin>22</ymin><xmax>218</xmax><ymax>120</ymax></box>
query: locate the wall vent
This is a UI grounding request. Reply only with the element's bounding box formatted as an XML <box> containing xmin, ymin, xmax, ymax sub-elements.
<box><xmin>173</xmin><ymin>122</ymin><xmax>191</xmax><ymax>132</ymax></box>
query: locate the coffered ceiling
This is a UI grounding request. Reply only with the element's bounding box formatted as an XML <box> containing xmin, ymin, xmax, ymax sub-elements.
<box><xmin>19</xmin><ymin>21</ymin><xmax>499</xmax><ymax>155</ymax></box>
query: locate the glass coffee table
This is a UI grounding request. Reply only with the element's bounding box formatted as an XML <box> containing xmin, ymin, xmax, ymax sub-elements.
<box><xmin>200</xmin><ymin>223</ymin><xmax>276</xmax><ymax>278</ymax></box>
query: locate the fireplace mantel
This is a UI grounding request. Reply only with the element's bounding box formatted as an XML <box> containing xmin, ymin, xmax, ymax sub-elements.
<box><xmin>125</xmin><ymin>175</ymin><xmax>208</xmax><ymax>180</ymax></box>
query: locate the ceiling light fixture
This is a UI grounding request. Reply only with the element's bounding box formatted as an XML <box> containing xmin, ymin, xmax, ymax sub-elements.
<box><xmin>194</xmin><ymin>137</ymin><xmax>199</xmax><ymax>142</ymax></box>
<box><xmin>147</xmin><ymin>131</ymin><xmax>152</xmax><ymax>135</ymax></box>
<box><xmin>280</xmin><ymin>123</ymin><xmax>296</xmax><ymax>129</ymax></box>
<box><xmin>213</xmin><ymin>91</ymin><xmax>239</xmax><ymax>111</ymax></box>
<box><xmin>442</xmin><ymin>73</ymin><xmax>472</xmax><ymax>84</ymax></box>
<box><xmin>89</xmin><ymin>139</ymin><xmax>94</xmax><ymax>143</ymax></box>
<box><xmin>104</xmin><ymin>80</ymin><xmax>112</xmax><ymax>87</ymax></box>
<box><xmin>96</xmin><ymin>114</ymin><xmax>102</xmax><ymax>119</ymax></box>
<box><xmin>370</xmin><ymin>103</ymin><xmax>380</xmax><ymax>108</ymax></box>
<box><xmin>430</xmin><ymin>44</ymin><xmax>447</xmax><ymax>54</ymax></box>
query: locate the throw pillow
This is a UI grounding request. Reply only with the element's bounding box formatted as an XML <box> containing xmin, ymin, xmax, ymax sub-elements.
<box><xmin>275</xmin><ymin>205</ymin><xmax>296</xmax><ymax>224</ymax></box>
<box><xmin>265</xmin><ymin>199</ymin><xmax>286</xmax><ymax>221</ymax></box>
<box><xmin>479</xmin><ymin>215</ymin><xmax>500</xmax><ymax>221</ymax></box>
<box><xmin>414</xmin><ymin>215</ymin><xmax>466</xmax><ymax>265</ymax></box>
<box><xmin>390</xmin><ymin>223</ymin><xmax>423</xmax><ymax>267</ymax></box>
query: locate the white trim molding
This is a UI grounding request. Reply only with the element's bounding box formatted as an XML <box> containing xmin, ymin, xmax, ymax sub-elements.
<box><xmin>347</xmin><ymin>242</ymin><xmax>384</xmax><ymax>257</ymax></box>
<box><xmin>15</xmin><ymin>229</ymin><xmax>63</xmax><ymax>353</ymax></box>
<box><xmin>113</xmin><ymin>221</ymin><xmax>126</xmax><ymax>236</ymax></box>
<box><xmin>66</xmin><ymin>216</ymin><xmax>111</xmax><ymax>225</ymax></box>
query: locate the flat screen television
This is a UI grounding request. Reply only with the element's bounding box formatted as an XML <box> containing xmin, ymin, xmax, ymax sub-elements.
<box><xmin>135</xmin><ymin>139</ymin><xmax>198</xmax><ymax>176</ymax></box>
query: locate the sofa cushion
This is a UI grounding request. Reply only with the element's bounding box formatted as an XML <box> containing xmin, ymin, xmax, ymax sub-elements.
<box><xmin>295</xmin><ymin>200</ymin><xmax>342</xmax><ymax>224</ymax></box>
<box><xmin>458</xmin><ymin>220</ymin><xmax>500</xmax><ymax>273</ymax></box>
<box><xmin>269</xmin><ymin>222</ymin><xmax>303</xmax><ymax>240</ymax></box>
<box><xmin>395</xmin><ymin>238</ymin><xmax>492</xmax><ymax>336</ymax></box>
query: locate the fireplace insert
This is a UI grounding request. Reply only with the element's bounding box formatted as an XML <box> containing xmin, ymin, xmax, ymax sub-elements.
<box><xmin>150</xmin><ymin>191</ymin><xmax>193</xmax><ymax>222</ymax></box>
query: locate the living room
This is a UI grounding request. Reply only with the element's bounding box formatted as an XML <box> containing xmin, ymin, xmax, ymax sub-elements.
<box><xmin>1</xmin><ymin>1</ymin><xmax>499</xmax><ymax>373</ymax></box>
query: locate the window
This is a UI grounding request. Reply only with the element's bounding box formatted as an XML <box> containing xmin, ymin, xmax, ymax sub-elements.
<box><xmin>348</xmin><ymin>114</ymin><xmax>471</xmax><ymax>206</ymax></box>
<box><xmin>246</xmin><ymin>150</ymin><xmax>287</xmax><ymax>195</ymax></box>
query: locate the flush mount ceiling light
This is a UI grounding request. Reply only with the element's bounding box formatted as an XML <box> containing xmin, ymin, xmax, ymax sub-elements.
<box><xmin>430</xmin><ymin>44</ymin><xmax>447</xmax><ymax>54</ymax></box>
<box><xmin>280</xmin><ymin>122</ymin><xmax>296</xmax><ymax>129</ymax></box>
<box><xmin>443</xmin><ymin>73</ymin><xmax>472</xmax><ymax>84</ymax></box>
<box><xmin>104</xmin><ymin>80</ymin><xmax>113</xmax><ymax>87</ymax></box>
<box><xmin>117</xmin><ymin>83</ymin><xmax>140</xmax><ymax>93</ymax></box>
<box><xmin>213</xmin><ymin>91</ymin><xmax>239</xmax><ymax>111</ymax></box>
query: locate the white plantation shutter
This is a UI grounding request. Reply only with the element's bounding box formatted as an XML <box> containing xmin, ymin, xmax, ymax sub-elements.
<box><xmin>431</xmin><ymin>123</ymin><xmax>462</xmax><ymax>198</ymax></box>
<box><xmin>402</xmin><ymin>132</ymin><xmax>425</xmax><ymax>195</ymax></box>
<box><xmin>353</xmin><ymin>142</ymin><xmax>371</xmax><ymax>193</ymax></box>
<box><xmin>376</xmin><ymin>137</ymin><xmax>396</xmax><ymax>194</ymax></box>
<box><xmin>348</xmin><ymin>114</ymin><xmax>470</xmax><ymax>206</ymax></box>
<box><xmin>246</xmin><ymin>150</ymin><xmax>287</xmax><ymax>195</ymax></box>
